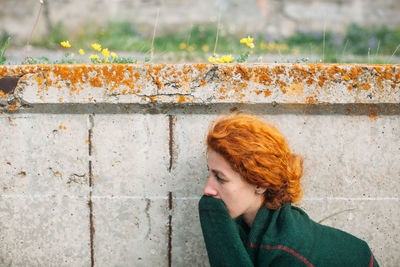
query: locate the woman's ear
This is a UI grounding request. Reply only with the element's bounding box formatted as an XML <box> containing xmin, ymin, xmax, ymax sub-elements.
<box><xmin>255</xmin><ymin>186</ymin><xmax>266</xmax><ymax>195</ymax></box>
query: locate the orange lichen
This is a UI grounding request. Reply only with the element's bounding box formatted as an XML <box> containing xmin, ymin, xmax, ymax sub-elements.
<box><xmin>177</xmin><ymin>95</ymin><xmax>193</xmax><ymax>103</ymax></box>
<box><xmin>0</xmin><ymin>63</ymin><xmax>398</xmax><ymax>107</ymax></box>
<box><xmin>349</xmin><ymin>67</ymin><xmax>359</xmax><ymax>80</ymax></box>
<box><xmin>305</xmin><ymin>94</ymin><xmax>318</xmax><ymax>103</ymax></box>
<box><xmin>8</xmin><ymin>101</ymin><xmax>19</xmax><ymax>110</ymax></box>
<box><xmin>368</xmin><ymin>107</ymin><xmax>378</xmax><ymax>120</ymax></box>
<box><xmin>318</xmin><ymin>75</ymin><xmax>328</xmax><ymax>87</ymax></box>
<box><xmin>274</xmin><ymin>66</ymin><xmax>285</xmax><ymax>75</ymax></box>
<box><xmin>384</xmin><ymin>72</ymin><xmax>393</xmax><ymax>80</ymax></box>
<box><xmin>235</xmin><ymin>66</ymin><xmax>251</xmax><ymax>81</ymax></box>
<box><xmin>306</xmin><ymin>78</ymin><xmax>314</xmax><ymax>85</ymax></box>
<box><xmin>264</xmin><ymin>90</ymin><xmax>271</xmax><ymax>97</ymax></box>
<box><xmin>362</xmin><ymin>84</ymin><xmax>371</xmax><ymax>90</ymax></box>
<box><xmin>287</xmin><ymin>83</ymin><xmax>304</xmax><ymax>98</ymax></box>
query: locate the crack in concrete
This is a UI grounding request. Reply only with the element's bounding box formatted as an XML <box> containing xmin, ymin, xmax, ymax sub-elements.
<box><xmin>66</xmin><ymin>173</ymin><xmax>88</xmax><ymax>185</ymax></box>
<box><xmin>318</xmin><ymin>208</ymin><xmax>356</xmax><ymax>224</ymax></box>
<box><xmin>167</xmin><ymin>191</ymin><xmax>173</xmax><ymax>267</ymax></box>
<box><xmin>147</xmin><ymin>72</ymin><xmax>162</xmax><ymax>93</ymax></box>
<box><xmin>88</xmin><ymin>114</ymin><xmax>95</xmax><ymax>267</ymax></box>
<box><xmin>164</xmin><ymin>81</ymin><xmax>181</xmax><ymax>90</ymax></box>
<box><xmin>168</xmin><ymin>115</ymin><xmax>175</xmax><ymax>172</ymax></box>
<box><xmin>202</xmin><ymin>66</ymin><xmax>220</xmax><ymax>83</ymax></box>
<box><xmin>145</xmin><ymin>198</ymin><xmax>151</xmax><ymax>239</ymax></box>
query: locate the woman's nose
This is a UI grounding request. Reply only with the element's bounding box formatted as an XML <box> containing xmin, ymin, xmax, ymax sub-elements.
<box><xmin>203</xmin><ymin>177</ymin><xmax>218</xmax><ymax>196</ymax></box>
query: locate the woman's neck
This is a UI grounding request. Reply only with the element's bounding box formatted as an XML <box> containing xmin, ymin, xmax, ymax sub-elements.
<box><xmin>242</xmin><ymin>197</ymin><xmax>264</xmax><ymax>227</ymax></box>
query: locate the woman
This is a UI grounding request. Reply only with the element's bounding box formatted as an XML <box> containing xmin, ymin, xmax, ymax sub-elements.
<box><xmin>198</xmin><ymin>114</ymin><xmax>379</xmax><ymax>267</ymax></box>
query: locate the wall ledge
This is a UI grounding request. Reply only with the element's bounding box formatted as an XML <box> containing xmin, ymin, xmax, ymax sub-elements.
<box><xmin>0</xmin><ymin>63</ymin><xmax>399</xmax><ymax>111</ymax></box>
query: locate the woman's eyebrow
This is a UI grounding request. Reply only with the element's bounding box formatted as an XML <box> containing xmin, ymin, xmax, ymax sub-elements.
<box><xmin>207</xmin><ymin>165</ymin><xmax>225</xmax><ymax>176</ymax></box>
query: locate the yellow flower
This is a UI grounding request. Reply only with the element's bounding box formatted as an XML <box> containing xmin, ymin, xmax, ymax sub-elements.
<box><xmin>217</xmin><ymin>57</ymin><xmax>225</xmax><ymax>63</ymax></box>
<box><xmin>89</xmin><ymin>54</ymin><xmax>100</xmax><ymax>60</ymax></box>
<box><xmin>220</xmin><ymin>55</ymin><xmax>234</xmax><ymax>63</ymax></box>
<box><xmin>208</xmin><ymin>56</ymin><xmax>217</xmax><ymax>63</ymax></box>
<box><xmin>102</xmin><ymin>48</ymin><xmax>110</xmax><ymax>58</ymax></box>
<box><xmin>240</xmin><ymin>36</ymin><xmax>254</xmax><ymax>44</ymax></box>
<box><xmin>60</xmin><ymin>41</ymin><xmax>71</xmax><ymax>48</ymax></box>
<box><xmin>91</xmin><ymin>43</ymin><xmax>102</xmax><ymax>52</ymax></box>
<box><xmin>240</xmin><ymin>36</ymin><xmax>255</xmax><ymax>48</ymax></box>
<box><xmin>79</xmin><ymin>49</ymin><xmax>85</xmax><ymax>55</ymax></box>
<box><xmin>187</xmin><ymin>45</ymin><xmax>195</xmax><ymax>52</ymax></box>
<box><xmin>111</xmin><ymin>52</ymin><xmax>118</xmax><ymax>59</ymax></box>
<box><xmin>179</xmin><ymin>42</ymin><xmax>187</xmax><ymax>50</ymax></box>
<box><xmin>202</xmin><ymin>45</ymin><xmax>209</xmax><ymax>52</ymax></box>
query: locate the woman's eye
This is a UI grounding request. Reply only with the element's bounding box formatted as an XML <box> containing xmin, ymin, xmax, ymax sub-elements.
<box><xmin>215</xmin><ymin>174</ymin><xmax>225</xmax><ymax>183</ymax></box>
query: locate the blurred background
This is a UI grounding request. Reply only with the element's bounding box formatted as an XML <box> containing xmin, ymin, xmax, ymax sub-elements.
<box><xmin>1</xmin><ymin>0</ymin><xmax>400</xmax><ymax>64</ymax></box>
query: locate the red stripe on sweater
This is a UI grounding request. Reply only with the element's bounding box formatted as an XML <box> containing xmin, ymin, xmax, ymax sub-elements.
<box><xmin>244</xmin><ymin>241</ymin><xmax>314</xmax><ymax>267</ymax></box>
<box><xmin>369</xmin><ymin>251</ymin><xmax>374</xmax><ymax>267</ymax></box>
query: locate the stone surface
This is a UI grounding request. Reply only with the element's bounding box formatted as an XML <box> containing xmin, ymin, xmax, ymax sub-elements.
<box><xmin>91</xmin><ymin>114</ymin><xmax>170</xmax><ymax>197</ymax></box>
<box><xmin>0</xmin><ymin>196</ymin><xmax>90</xmax><ymax>266</ymax></box>
<box><xmin>255</xmin><ymin>114</ymin><xmax>400</xmax><ymax>198</ymax></box>
<box><xmin>171</xmin><ymin>115</ymin><xmax>211</xmax><ymax>197</ymax></box>
<box><xmin>93</xmin><ymin>198</ymin><xmax>169</xmax><ymax>267</ymax></box>
<box><xmin>0</xmin><ymin>114</ymin><xmax>89</xmax><ymax>196</ymax></box>
<box><xmin>172</xmin><ymin>198</ymin><xmax>209</xmax><ymax>267</ymax></box>
<box><xmin>1</xmin><ymin>64</ymin><xmax>399</xmax><ymax>111</ymax></box>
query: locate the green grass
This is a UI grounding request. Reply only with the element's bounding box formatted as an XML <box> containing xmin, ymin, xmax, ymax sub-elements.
<box><xmin>282</xmin><ymin>23</ymin><xmax>400</xmax><ymax>63</ymax></box>
<box><xmin>0</xmin><ymin>37</ymin><xmax>11</xmax><ymax>64</ymax></box>
<box><xmin>4</xmin><ymin>21</ymin><xmax>400</xmax><ymax>64</ymax></box>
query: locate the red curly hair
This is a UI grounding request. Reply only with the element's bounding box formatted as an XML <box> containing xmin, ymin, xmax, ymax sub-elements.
<box><xmin>207</xmin><ymin>113</ymin><xmax>303</xmax><ymax>209</ymax></box>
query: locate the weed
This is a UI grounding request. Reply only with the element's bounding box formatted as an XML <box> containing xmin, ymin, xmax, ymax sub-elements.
<box><xmin>23</xmin><ymin>56</ymin><xmax>51</xmax><ymax>64</ymax></box>
<box><xmin>0</xmin><ymin>37</ymin><xmax>11</xmax><ymax>64</ymax></box>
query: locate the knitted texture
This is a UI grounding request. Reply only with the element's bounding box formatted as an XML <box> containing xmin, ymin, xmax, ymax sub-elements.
<box><xmin>199</xmin><ymin>195</ymin><xmax>379</xmax><ymax>267</ymax></box>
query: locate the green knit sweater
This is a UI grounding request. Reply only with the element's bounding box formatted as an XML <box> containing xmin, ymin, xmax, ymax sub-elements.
<box><xmin>199</xmin><ymin>195</ymin><xmax>379</xmax><ymax>267</ymax></box>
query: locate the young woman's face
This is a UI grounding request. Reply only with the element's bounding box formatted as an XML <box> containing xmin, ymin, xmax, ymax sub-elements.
<box><xmin>204</xmin><ymin>149</ymin><xmax>264</xmax><ymax>224</ymax></box>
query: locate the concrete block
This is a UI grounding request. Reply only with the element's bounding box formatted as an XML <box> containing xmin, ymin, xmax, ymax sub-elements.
<box><xmin>172</xmin><ymin>198</ymin><xmax>209</xmax><ymax>267</ymax></box>
<box><xmin>0</xmin><ymin>114</ymin><xmax>89</xmax><ymax>196</ymax></box>
<box><xmin>256</xmin><ymin>114</ymin><xmax>400</xmax><ymax>198</ymax></box>
<box><xmin>171</xmin><ymin>115</ymin><xmax>213</xmax><ymax>197</ymax></box>
<box><xmin>0</xmin><ymin>196</ymin><xmax>90</xmax><ymax>266</ymax></box>
<box><xmin>93</xmin><ymin>197</ymin><xmax>168</xmax><ymax>266</ymax></box>
<box><xmin>91</xmin><ymin>114</ymin><xmax>170</xmax><ymax>197</ymax></box>
<box><xmin>298</xmin><ymin>199</ymin><xmax>400</xmax><ymax>267</ymax></box>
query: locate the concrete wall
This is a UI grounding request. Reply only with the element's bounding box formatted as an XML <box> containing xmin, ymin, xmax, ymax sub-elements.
<box><xmin>0</xmin><ymin>63</ymin><xmax>399</xmax><ymax>266</ymax></box>
<box><xmin>1</xmin><ymin>0</ymin><xmax>400</xmax><ymax>43</ymax></box>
